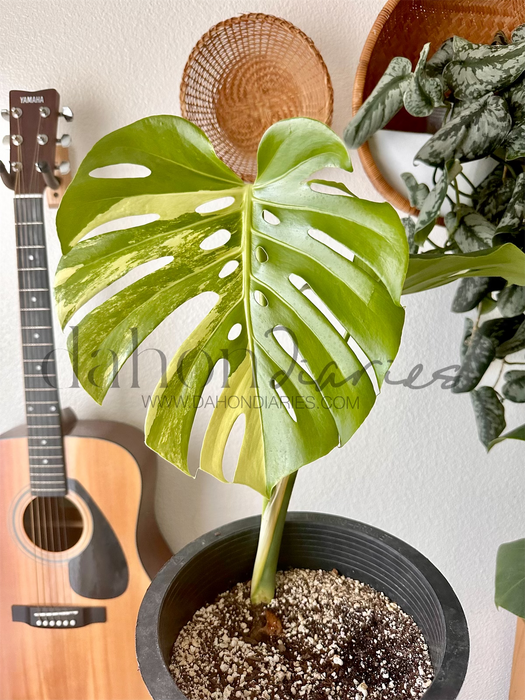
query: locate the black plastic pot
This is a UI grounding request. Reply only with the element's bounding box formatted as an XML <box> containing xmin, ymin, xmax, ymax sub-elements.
<box><xmin>136</xmin><ymin>512</ymin><xmax>469</xmax><ymax>699</ymax></box>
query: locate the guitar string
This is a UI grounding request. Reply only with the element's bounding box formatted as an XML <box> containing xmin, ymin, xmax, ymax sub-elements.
<box><xmin>30</xmin><ymin>121</ymin><xmax>67</xmax><ymax>607</ymax></box>
<box><xmin>27</xmin><ymin>129</ymin><xmax>53</xmax><ymax>607</ymax></box>
<box><xmin>14</xmin><ymin>129</ymin><xmax>43</xmax><ymax>611</ymax></box>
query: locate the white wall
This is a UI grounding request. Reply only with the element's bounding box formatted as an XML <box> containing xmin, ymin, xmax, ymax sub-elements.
<box><xmin>1</xmin><ymin>2</ymin><xmax>523</xmax><ymax>698</ymax></box>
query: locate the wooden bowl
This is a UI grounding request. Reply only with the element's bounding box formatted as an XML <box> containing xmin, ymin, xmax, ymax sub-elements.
<box><xmin>352</xmin><ymin>0</ymin><xmax>524</xmax><ymax>215</ymax></box>
<box><xmin>180</xmin><ymin>13</ymin><xmax>333</xmax><ymax>182</ymax></box>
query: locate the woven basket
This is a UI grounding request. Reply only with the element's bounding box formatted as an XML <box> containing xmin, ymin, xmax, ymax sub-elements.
<box><xmin>352</xmin><ymin>0</ymin><xmax>524</xmax><ymax>215</ymax></box>
<box><xmin>180</xmin><ymin>13</ymin><xmax>333</xmax><ymax>182</ymax></box>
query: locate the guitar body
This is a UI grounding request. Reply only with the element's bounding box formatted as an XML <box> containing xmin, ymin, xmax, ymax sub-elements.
<box><xmin>0</xmin><ymin>418</ymin><xmax>170</xmax><ymax>700</ymax></box>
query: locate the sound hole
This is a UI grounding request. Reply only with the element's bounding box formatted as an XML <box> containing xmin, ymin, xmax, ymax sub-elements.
<box><xmin>22</xmin><ymin>497</ymin><xmax>83</xmax><ymax>552</ymax></box>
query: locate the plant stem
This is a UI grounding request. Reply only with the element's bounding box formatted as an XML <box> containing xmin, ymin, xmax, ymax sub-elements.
<box><xmin>250</xmin><ymin>472</ymin><xmax>297</xmax><ymax>605</ymax></box>
<box><xmin>459</xmin><ymin>171</ymin><xmax>476</xmax><ymax>191</ymax></box>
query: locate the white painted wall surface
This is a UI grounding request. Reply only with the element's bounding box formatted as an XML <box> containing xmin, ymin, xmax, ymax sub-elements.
<box><xmin>1</xmin><ymin>2</ymin><xmax>523</xmax><ymax>698</ymax></box>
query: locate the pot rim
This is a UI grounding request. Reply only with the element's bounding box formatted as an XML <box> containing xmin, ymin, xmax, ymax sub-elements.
<box><xmin>136</xmin><ymin>511</ymin><xmax>469</xmax><ymax>700</ymax></box>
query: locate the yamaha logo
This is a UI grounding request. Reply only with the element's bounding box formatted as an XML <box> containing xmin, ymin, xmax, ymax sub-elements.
<box><xmin>20</xmin><ymin>96</ymin><xmax>45</xmax><ymax>104</ymax></box>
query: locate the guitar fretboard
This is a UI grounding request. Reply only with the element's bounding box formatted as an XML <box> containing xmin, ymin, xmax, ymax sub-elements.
<box><xmin>15</xmin><ymin>195</ymin><xmax>66</xmax><ymax>497</ymax></box>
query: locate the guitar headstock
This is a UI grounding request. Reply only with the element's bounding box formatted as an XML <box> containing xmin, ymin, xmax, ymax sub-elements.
<box><xmin>1</xmin><ymin>89</ymin><xmax>72</xmax><ymax>196</ymax></box>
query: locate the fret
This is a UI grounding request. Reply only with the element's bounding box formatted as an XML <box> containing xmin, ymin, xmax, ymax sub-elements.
<box><xmin>14</xmin><ymin>196</ymin><xmax>67</xmax><ymax>497</ymax></box>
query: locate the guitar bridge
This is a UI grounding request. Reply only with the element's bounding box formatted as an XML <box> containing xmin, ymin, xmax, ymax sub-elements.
<box><xmin>11</xmin><ymin>605</ymin><xmax>106</xmax><ymax>628</ymax></box>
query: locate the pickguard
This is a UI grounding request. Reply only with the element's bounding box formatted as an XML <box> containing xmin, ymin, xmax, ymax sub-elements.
<box><xmin>68</xmin><ymin>479</ymin><xmax>129</xmax><ymax>599</ymax></box>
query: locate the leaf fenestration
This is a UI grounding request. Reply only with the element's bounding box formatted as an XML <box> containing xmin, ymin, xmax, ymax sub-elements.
<box><xmin>55</xmin><ymin>116</ymin><xmax>408</xmax><ymax>498</ymax></box>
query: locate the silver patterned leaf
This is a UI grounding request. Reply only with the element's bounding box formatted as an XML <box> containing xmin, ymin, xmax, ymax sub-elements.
<box><xmin>426</xmin><ymin>37</ymin><xmax>455</xmax><ymax>77</ymax></box>
<box><xmin>512</xmin><ymin>22</ymin><xmax>525</xmax><ymax>44</ymax></box>
<box><xmin>497</xmin><ymin>318</ymin><xmax>525</xmax><ymax>357</ymax></box>
<box><xmin>414</xmin><ymin>160</ymin><xmax>461</xmax><ymax>244</ymax></box>
<box><xmin>502</xmin><ymin>370</ymin><xmax>525</xmax><ymax>403</ymax></box>
<box><xmin>506</xmin><ymin>77</ymin><xmax>525</xmax><ymax>122</ymax></box>
<box><xmin>505</xmin><ymin>122</ymin><xmax>525</xmax><ymax>160</ymax></box>
<box><xmin>453</xmin><ymin>205</ymin><xmax>497</xmax><ymax>253</ymax></box>
<box><xmin>401</xmin><ymin>172</ymin><xmax>430</xmax><ymax>208</ymax></box>
<box><xmin>451</xmin><ymin>277</ymin><xmax>491</xmax><ymax>313</ymax></box>
<box><xmin>473</xmin><ymin>165</ymin><xmax>515</xmax><ymax>223</ymax></box>
<box><xmin>415</xmin><ymin>95</ymin><xmax>511</xmax><ymax>166</ymax></box>
<box><xmin>498</xmin><ymin>284</ymin><xmax>525</xmax><ymax>317</ymax></box>
<box><xmin>444</xmin><ymin>39</ymin><xmax>525</xmax><ymax>100</ymax></box>
<box><xmin>497</xmin><ymin>173</ymin><xmax>525</xmax><ymax>234</ymax></box>
<box><xmin>403</xmin><ymin>43</ymin><xmax>443</xmax><ymax>117</ymax></box>
<box><xmin>401</xmin><ymin>216</ymin><xmax>418</xmax><ymax>254</ymax></box>
<box><xmin>470</xmin><ymin>386</ymin><xmax>506</xmax><ymax>448</ymax></box>
<box><xmin>460</xmin><ymin>317</ymin><xmax>474</xmax><ymax>360</ymax></box>
<box><xmin>344</xmin><ymin>57</ymin><xmax>412</xmax><ymax>149</ymax></box>
<box><xmin>453</xmin><ymin>332</ymin><xmax>497</xmax><ymax>393</ymax></box>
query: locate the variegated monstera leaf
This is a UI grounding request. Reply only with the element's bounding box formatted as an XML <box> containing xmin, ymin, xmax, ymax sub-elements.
<box><xmin>55</xmin><ymin>117</ymin><xmax>408</xmax><ymax>497</ymax></box>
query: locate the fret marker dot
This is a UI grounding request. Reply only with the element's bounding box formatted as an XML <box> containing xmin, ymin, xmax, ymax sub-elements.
<box><xmin>28</xmin><ymin>255</ymin><xmax>34</xmax><ymax>261</ymax></box>
<box><xmin>34</xmin><ymin>333</ymin><xmax>39</xmax><ymax>339</ymax></box>
<box><xmin>50</xmin><ymin>406</ymin><xmax>56</xmax><ymax>412</ymax></box>
<box><xmin>36</xmin><ymin>365</ymin><xmax>41</xmax><ymax>371</ymax></box>
<box><xmin>31</xmin><ymin>297</ymin><xmax>37</xmax><ymax>302</ymax></box>
<box><xmin>41</xmin><ymin>440</ymin><xmax>47</xmax><ymax>445</ymax></box>
<box><xmin>43</xmin><ymin>459</ymin><xmax>48</xmax><ymax>464</ymax></box>
<box><xmin>28</xmin><ymin>406</ymin><xmax>33</xmax><ymax>412</ymax></box>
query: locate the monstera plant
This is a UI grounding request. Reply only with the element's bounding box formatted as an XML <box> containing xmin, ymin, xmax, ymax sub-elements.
<box><xmin>345</xmin><ymin>25</ymin><xmax>525</xmax><ymax>449</ymax></box>
<box><xmin>55</xmin><ymin>116</ymin><xmax>412</xmax><ymax>603</ymax></box>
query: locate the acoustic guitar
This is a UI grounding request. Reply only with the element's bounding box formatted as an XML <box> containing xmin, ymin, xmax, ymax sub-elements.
<box><xmin>0</xmin><ymin>89</ymin><xmax>171</xmax><ymax>700</ymax></box>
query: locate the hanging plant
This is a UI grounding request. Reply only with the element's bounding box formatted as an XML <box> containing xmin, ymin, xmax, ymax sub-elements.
<box><xmin>345</xmin><ymin>25</ymin><xmax>525</xmax><ymax>450</ymax></box>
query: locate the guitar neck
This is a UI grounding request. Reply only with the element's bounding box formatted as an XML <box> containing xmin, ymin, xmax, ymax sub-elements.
<box><xmin>15</xmin><ymin>194</ymin><xmax>67</xmax><ymax>496</ymax></box>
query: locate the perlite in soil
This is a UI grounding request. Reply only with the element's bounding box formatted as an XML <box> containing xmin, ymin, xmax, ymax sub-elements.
<box><xmin>171</xmin><ymin>568</ymin><xmax>434</xmax><ymax>700</ymax></box>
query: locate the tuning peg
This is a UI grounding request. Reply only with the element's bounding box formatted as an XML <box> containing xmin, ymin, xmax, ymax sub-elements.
<box><xmin>2</xmin><ymin>135</ymin><xmax>10</xmax><ymax>147</ymax></box>
<box><xmin>1</xmin><ymin>109</ymin><xmax>10</xmax><ymax>121</ymax></box>
<box><xmin>55</xmin><ymin>161</ymin><xmax>71</xmax><ymax>175</ymax></box>
<box><xmin>59</xmin><ymin>106</ymin><xmax>74</xmax><ymax>122</ymax></box>
<box><xmin>57</xmin><ymin>134</ymin><xmax>71</xmax><ymax>148</ymax></box>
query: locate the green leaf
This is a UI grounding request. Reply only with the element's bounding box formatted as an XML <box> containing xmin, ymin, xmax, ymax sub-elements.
<box><xmin>426</xmin><ymin>37</ymin><xmax>455</xmax><ymax>77</ymax></box>
<box><xmin>451</xmin><ymin>276</ymin><xmax>491</xmax><ymax>312</ymax></box>
<box><xmin>497</xmin><ymin>318</ymin><xmax>525</xmax><ymax>357</ymax></box>
<box><xmin>401</xmin><ymin>216</ymin><xmax>419</xmax><ymax>254</ymax></box>
<box><xmin>497</xmin><ymin>173</ymin><xmax>525</xmax><ymax>235</ymax></box>
<box><xmin>454</xmin><ymin>332</ymin><xmax>497</xmax><ymax>393</ymax></box>
<box><xmin>453</xmin><ymin>205</ymin><xmax>497</xmax><ymax>252</ymax></box>
<box><xmin>415</xmin><ymin>95</ymin><xmax>511</xmax><ymax>166</ymax></box>
<box><xmin>489</xmin><ymin>423</ymin><xmax>525</xmax><ymax>449</ymax></box>
<box><xmin>401</xmin><ymin>172</ymin><xmax>430</xmax><ymax>208</ymax></box>
<box><xmin>55</xmin><ymin>116</ymin><xmax>408</xmax><ymax>498</ymax></box>
<box><xmin>495</xmin><ymin>539</ymin><xmax>525</xmax><ymax>618</ymax></box>
<box><xmin>473</xmin><ymin>165</ymin><xmax>515</xmax><ymax>224</ymax></box>
<box><xmin>470</xmin><ymin>386</ymin><xmax>506</xmax><ymax>447</ymax></box>
<box><xmin>414</xmin><ymin>160</ymin><xmax>461</xmax><ymax>244</ymax></box>
<box><xmin>506</xmin><ymin>76</ymin><xmax>525</xmax><ymax>122</ymax></box>
<box><xmin>460</xmin><ymin>317</ymin><xmax>474</xmax><ymax>360</ymax></box>
<box><xmin>403</xmin><ymin>43</ymin><xmax>443</xmax><ymax>117</ymax></box>
<box><xmin>403</xmin><ymin>244</ymin><xmax>525</xmax><ymax>294</ymax></box>
<box><xmin>344</xmin><ymin>57</ymin><xmax>412</xmax><ymax>149</ymax></box>
<box><xmin>498</xmin><ymin>284</ymin><xmax>525</xmax><ymax>317</ymax></box>
<box><xmin>444</xmin><ymin>39</ymin><xmax>525</xmax><ymax>100</ymax></box>
<box><xmin>502</xmin><ymin>370</ymin><xmax>525</xmax><ymax>402</ymax></box>
<box><xmin>512</xmin><ymin>23</ymin><xmax>525</xmax><ymax>44</ymax></box>
<box><xmin>506</xmin><ymin>122</ymin><xmax>525</xmax><ymax>160</ymax></box>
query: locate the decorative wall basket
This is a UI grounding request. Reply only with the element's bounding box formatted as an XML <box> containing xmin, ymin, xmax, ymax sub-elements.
<box><xmin>180</xmin><ymin>13</ymin><xmax>333</xmax><ymax>182</ymax></box>
<box><xmin>352</xmin><ymin>0</ymin><xmax>524</xmax><ymax>215</ymax></box>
